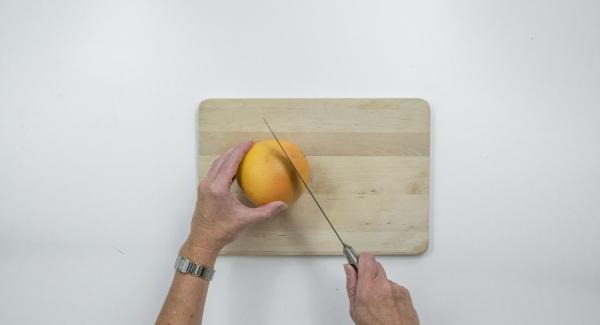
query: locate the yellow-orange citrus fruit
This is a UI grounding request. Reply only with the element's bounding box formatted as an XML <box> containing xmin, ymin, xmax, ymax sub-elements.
<box><xmin>237</xmin><ymin>139</ymin><xmax>310</xmax><ymax>206</ymax></box>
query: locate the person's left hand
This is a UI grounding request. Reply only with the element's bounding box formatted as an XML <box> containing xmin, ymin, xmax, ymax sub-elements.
<box><xmin>184</xmin><ymin>141</ymin><xmax>288</xmax><ymax>254</ymax></box>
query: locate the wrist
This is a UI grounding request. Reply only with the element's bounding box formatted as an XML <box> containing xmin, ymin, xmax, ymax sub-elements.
<box><xmin>186</xmin><ymin>226</ymin><xmax>229</xmax><ymax>250</ymax></box>
<box><xmin>180</xmin><ymin>236</ymin><xmax>222</xmax><ymax>268</ymax></box>
<box><xmin>189</xmin><ymin>217</ymin><xmax>238</xmax><ymax>250</ymax></box>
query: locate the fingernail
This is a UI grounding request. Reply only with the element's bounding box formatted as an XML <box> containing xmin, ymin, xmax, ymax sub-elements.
<box><xmin>343</xmin><ymin>264</ymin><xmax>350</xmax><ymax>277</ymax></box>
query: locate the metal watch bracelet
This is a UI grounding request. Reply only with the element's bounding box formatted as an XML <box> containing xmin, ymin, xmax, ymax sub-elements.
<box><xmin>174</xmin><ymin>256</ymin><xmax>215</xmax><ymax>281</ymax></box>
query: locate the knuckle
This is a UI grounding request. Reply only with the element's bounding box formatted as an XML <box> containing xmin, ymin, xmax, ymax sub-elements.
<box><xmin>207</xmin><ymin>183</ymin><xmax>222</xmax><ymax>194</ymax></box>
<box><xmin>376</xmin><ymin>262</ymin><xmax>386</xmax><ymax>273</ymax></box>
<box><xmin>198</xmin><ymin>181</ymin><xmax>209</xmax><ymax>193</ymax></box>
<box><xmin>361</xmin><ymin>252</ymin><xmax>374</xmax><ymax>260</ymax></box>
<box><xmin>383</xmin><ymin>281</ymin><xmax>394</xmax><ymax>294</ymax></box>
<box><xmin>396</xmin><ymin>284</ymin><xmax>408</xmax><ymax>293</ymax></box>
<box><xmin>394</xmin><ymin>284</ymin><xmax>410</xmax><ymax>297</ymax></box>
<box><xmin>211</xmin><ymin>156</ymin><xmax>222</xmax><ymax>166</ymax></box>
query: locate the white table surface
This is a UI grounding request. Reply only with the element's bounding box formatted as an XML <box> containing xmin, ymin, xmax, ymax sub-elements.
<box><xmin>1</xmin><ymin>1</ymin><xmax>599</xmax><ymax>324</ymax></box>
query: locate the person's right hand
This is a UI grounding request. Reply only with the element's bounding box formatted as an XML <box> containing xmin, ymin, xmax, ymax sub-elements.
<box><xmin>344</xmin><ymin>253</ymin><xmax>420</xmax><ymax>325</ymax></box>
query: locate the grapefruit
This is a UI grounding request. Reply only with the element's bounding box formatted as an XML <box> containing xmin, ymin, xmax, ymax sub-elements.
<box><xmin>237</xmin><ymin>139</ymin><xmax>310</xmax><ymax>206</ymax></box>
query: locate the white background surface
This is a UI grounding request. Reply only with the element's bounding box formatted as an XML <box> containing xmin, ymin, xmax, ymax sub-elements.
<box><xmin>1</xmin><ymin>0</ymin><xmax>599</xmax><ymax>324</ymax></box>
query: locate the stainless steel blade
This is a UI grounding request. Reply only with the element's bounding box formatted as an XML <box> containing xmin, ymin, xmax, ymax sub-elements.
<box><xmin>262</xmin><ymin>118</ymin><xmax>359</xmax><ymax>270</ymax></box>
<box><xmin>262</xmin><ymin>118</ymin><xmax>346</xmax><ymax>245</ymax></box>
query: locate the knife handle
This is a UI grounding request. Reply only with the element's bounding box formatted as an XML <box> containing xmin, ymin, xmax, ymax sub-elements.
<box><xmin>343</xmin><ymin>244</ymin><xmax>359</xmax><ymax>271</ymax></box>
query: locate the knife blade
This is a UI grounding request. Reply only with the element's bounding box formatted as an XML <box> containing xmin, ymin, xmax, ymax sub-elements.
<box><xmin>262</xmin><ymin>118</ymin><xmax>359</xmax><ymax>270</ymax></box>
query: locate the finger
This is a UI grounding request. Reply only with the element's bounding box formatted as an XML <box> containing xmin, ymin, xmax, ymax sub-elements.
<box><xmin>344</xmin><ymin>264</ymin><xmax>357</xmax><ymax>309</ymax></box>
<box><xmin>374</xmin><ymin>261</ymin><xmax>388</xmax><ymax>281</ymax></box>
<box><xmin>246</xmin><ymin>201</ymin><xmax>288</xmax><ymax>222</ymax></box>
<box><xmin>206</xmin><ymin>147</ymin><xmax>234</xmax><ymax>181</ymax></box>
<box><xmin>358</xmin><ymin>253</ymin><xmax>377</xmax><ymax>282</ymax></box>
<box><xmin>215</xmin><ymin>141</ymin><xmax>254</xmax><ymax>186</ymax></box>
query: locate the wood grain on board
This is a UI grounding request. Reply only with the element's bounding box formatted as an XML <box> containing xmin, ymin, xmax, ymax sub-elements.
<box><xmin>197</xmin><ymin>99</ymin><xmax>430</xmax><ymax>255</ymax></box>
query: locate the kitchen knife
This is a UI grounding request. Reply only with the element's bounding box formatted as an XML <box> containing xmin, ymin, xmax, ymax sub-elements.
<box><xmin>262</xmin><ymin>118</ymin><xmax>360</xmax><ymax>270</ymax></box>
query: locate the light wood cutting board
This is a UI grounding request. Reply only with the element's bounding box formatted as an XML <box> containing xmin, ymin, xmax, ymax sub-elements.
<box><xmin>197</xmin><ymin>99</ymin><xmax>430</xmax><ymax>255</ymax></box>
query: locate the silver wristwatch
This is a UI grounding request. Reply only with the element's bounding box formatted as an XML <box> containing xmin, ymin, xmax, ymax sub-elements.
<box><xmin>174</xmin><ymin>256</ymin><xmax>215</xmax><ymax>281</ymax></box>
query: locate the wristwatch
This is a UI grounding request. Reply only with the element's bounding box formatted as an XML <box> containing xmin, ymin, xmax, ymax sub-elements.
<box><xmin>174</xmin><ymin>256</ymin><xmax>215</xmax><ymax>281</ymax></box>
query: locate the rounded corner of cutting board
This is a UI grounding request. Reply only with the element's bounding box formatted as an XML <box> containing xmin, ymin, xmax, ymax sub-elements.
<box><xmin>408</xmin><ymin>98</ymin><xmax>431</xmax><ymax>117</ymax></box>
<box><xmin>416</xmin><ymin>97</ymin><xmax>431</xmax><ymax>110</ymax></box>
<box><xmin>413</xmin><ymin>239</ymin><xmax>430</xmax><ymax>255</ymax></box>
<box><xmin>198</xmin><ymin>98</ymin><xmax>216</xmax><ymax>111</ymax></box>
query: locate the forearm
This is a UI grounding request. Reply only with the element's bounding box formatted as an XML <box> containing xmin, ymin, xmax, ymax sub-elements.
<box><xmin>156</xmin><ymin>240</ymin><xmax>220</xmax><ymax>325</ymax></box>
<box><xmin>157</xmin><ymin>141</ymin><xmax>287</xmax><ymax>324</ymax></box>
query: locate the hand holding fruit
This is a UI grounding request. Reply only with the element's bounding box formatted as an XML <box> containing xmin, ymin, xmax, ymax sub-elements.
<box><xmin>184</xmin><ymin>141</ymin><xmax>289</xmax><ymax>253</ymax></box>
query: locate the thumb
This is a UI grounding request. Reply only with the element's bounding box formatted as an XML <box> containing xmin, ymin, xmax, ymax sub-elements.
<box><xmin>249</xmin><ymin>201</ymin><xmax>288</xmax><ymax>221</ymax></box>
<box><xmin>344</xmin><ymin>264</ymin><xmax>357</xmax><ymax>309</ymax></box>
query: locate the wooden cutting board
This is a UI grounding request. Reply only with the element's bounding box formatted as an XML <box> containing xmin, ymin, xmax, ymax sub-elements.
<box><xmin>197</xmin><ymin>99</ymin><xmax>430</xmax><ymax>255</ymax></box>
